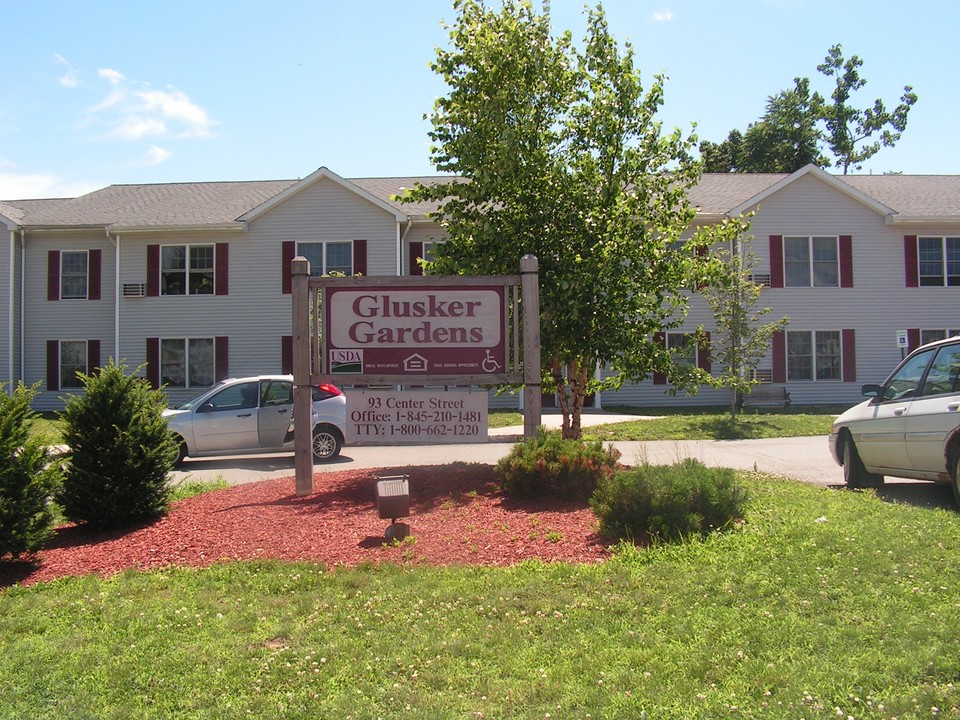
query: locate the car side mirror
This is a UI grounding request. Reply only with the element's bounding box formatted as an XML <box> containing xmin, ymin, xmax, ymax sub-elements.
<box><xmin>197</xmin><ymin>403</ymin><xmax>215</xmax><ymax>413</ymax></box>
<box><xmin>861</xmin><ymin>384</ymin><xmax>883</xmax><ymax>399</ymax></box>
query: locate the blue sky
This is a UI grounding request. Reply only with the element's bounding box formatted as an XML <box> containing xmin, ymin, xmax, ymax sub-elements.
<box><xmin>2</xmin><ymin>0</ymin><xmax>953</xmax><ymax>199</ymax></box>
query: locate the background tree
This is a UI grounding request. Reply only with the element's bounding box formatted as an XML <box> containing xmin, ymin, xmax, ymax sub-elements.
<box><xmin>815</xmin><ymin>43</ymin><xmax>917</xmax><ymax>174</ymax></box>
<box><xmin>701</xmin><ymin>44</ymin><xmax>916</xmax><ymax>173</ymax></box>
<box><xmin>0</xmin><ymin>383</ymin><xmax>61</xmax><ymax>560</ymax></box>
<box><xmin>59</xmin><ymin>362</ymin><xmax>178</xmax><ymax>529</ymax></box>
<box><xmin>403</xmin><ymin>0</ymin><xmax>727</xmax><ymax>439</ymax></box>
<box><xmin>701</xmin><ymin>225</ymin><xmax>789</xmax><ymax>419</ymax></box>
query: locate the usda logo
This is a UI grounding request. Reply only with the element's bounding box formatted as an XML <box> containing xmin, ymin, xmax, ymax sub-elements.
<box><xmin>330</xmin><ymin>349</ymin><xmax>363</xmax><ymax>374</ymax></box>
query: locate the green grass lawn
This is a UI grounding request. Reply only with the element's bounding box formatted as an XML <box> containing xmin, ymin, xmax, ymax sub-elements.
<box><xmin>3</xmin><ymin>474</ymin><xmax>959</xmax><ymax>718</ymax></box>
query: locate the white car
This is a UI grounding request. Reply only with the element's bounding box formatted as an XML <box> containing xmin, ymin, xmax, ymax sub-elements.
<box><xmin>163</xmin><ymin>375</ymin><xmax>346</xmax><ymax>464</ymax></box>
<box><xmin>829</xmin><ymin>336</ymin><xmax>960</xmax><ymax>503</ymax></box>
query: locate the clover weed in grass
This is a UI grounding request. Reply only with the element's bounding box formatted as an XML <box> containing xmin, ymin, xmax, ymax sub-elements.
<box><xmin>4</xmin><ymin>478</ymin><xmax>960</xmax><ymax>718</ymax></box>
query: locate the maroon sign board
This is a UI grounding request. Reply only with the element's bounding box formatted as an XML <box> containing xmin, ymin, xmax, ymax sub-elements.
<box><xmin>324</xmin><ymin>285</ymin><xmax>506</xmax><ymax>377</ymax></box>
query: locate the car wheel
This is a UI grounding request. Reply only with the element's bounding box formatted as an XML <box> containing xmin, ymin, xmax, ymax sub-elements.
<box><xmin>842</xmin><ymin>434</ymin><xmax>883</xmax><ymax>488</ymax></box>
<box><xmin>175</xmin><ymin>438</ymin><xmax>188</xmax><ymax>467</ymax></box>
<box><xmin>312</xmin><ymin>425</ymin><xmax>343</xmax><ymax>462</ymax></box>
<box><xmin>952</xmin><ymin>453</ymin><xmax>960</xmax><ymax>509</ymax></box>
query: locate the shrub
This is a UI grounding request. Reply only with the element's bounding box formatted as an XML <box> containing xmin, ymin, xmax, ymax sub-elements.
<box><xmin>496</xmin><ymin>427</ymin><xmax>621</xmax><ymax>499</ymax></box>
<box><xmin>0</xmin><ymin>383</ymin><xmax>61</xmax><ymax>559</ymax></box>
<box><xmin>59</xmin><ymin>362</ymin><xmax>179</xmax><ymax>529</ymax></box>
<box><xmin>590</xmin><ymin>458</ymin><xmax>748</xmax><ymax>543</ymax></box>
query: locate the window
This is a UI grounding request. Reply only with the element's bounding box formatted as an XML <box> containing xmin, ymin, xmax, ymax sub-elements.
<box><xmin>918</xmin><ymin>237</ymin><xmax>960</xmax><ymax>286</ymax></box>
<box><xmin>784</xmin><ymin>236</ymin><xmax>839</xmax><ymax>287</ymax></box>
<box><xmin>920</xmin><ymin>329</ymin><xmax>960</xmax><ymax>346</ymax></box>
<box><xmin>667</xmin><ymin>332</ymin><xmax>697</xmax><ymax>367</ymax></box>
<box><xmin>161</xmin><ymin>244</ymin><xmax>215</xmax><ymax>295</ymax></box>
<box><xmin>59</xmin><ymin>340</ymin><xmax>88</xmax><ymax>389</ymax></box>
<box><xmin>60</xmin><ymin>251</ymin><xmax>88</xmax><ymax>299</ymax></box>
<box><xmin>160</xmin><ymin>338</ymin><xmax>214</xmax><ymax>388</ymax></box>
<box><xmin>919</xmin><ymin>342</ymin><xmax>960</xmax><ymax>397</ymax></box>
<box><xmin>787</xmin><ymin>330</ymin><xmax>841</xmax><ymax>381</ymax></box>
<box><xmin>299</xmin><ymin>241</ymin><xmax>353</xmax><ymax>277</ymax></box>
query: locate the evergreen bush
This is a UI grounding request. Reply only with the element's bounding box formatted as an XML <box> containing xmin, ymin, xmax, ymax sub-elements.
<box><xmin>0</xmin><ymin>383</ymin><xmax>61</xmax><ymax>559</ymax></box>
<box><xmin>495</xmin><ymin>427</ymin><xmax>621</xmax><ymax>499</ymax></box>
<box><xmin>591</xmin><ymin>458</ymin><xmax>748</xmax><ymax>543</ymax></box>
<box><xmin>59</xmin><ymin>362</ymin><xmax>178</xmax><ymax>528</ymax></box>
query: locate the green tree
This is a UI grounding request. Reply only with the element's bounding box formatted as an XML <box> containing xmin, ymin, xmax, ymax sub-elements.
<box><xmin>701</xmin><ymin>78</ymin><xmax>824</xmax><ymax>173</ymax></box>
<box><xmin>59</xmin><ymin>361</ymin><xmax>178</xmax><ymax>529</ymax></box>
<box><xmin>0</xmin><ymin>383</ymin><xmax>61</xmax><ymax>559</ymax></box>
<box><xmin>402</xmin><ymin>0</ymin><xmax>727</xmax><ymax>438</ymax></box>
<box><xmin>701</xmin><ymin>225</ymin><xmax>789</xmax><ymax>419</ymax></box>
<box><xmin>815</xmin><ymin>43</ymin><xmax>917</xmax><ymax>174</ymax></box>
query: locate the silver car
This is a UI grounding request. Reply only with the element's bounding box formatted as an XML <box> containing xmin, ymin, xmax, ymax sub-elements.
<box><xmin>163</xmin><ymin>375</ymin><xmax>346</xmax><ymax>464</ymax></box>
<box><xmin>829</xmin><ymin>336</ymin><xmax>960</xmax><ymax>503</ymax></box>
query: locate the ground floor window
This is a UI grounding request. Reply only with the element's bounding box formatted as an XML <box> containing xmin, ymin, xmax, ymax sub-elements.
<box><xmin>59</xmin><ymin>340</ymin><xmax>88</xmax><ymax>389</ymax></box>
<box><xmin>787</xmin><ymin>330</ymin><xmax>841</xmax><ymax>381</ymax></box>
<box><xmin>920</xmin><ymin>329</ymin><xmax>960</xmax><ymax>345</ymax></box>
<box><xmin>667</xmin><ymin>332</ymin><xmax>697</xmax><ymax>367</ymax></box>
<box><xmin>160</xmin><ymin>338</ymin><xmax>214</xmax><ymax>387</ymax></box>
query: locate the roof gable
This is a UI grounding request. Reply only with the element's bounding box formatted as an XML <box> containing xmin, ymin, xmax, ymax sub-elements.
<box><xmin>237</xmin><ymin>167</ymin><xmax>408</xmax><ymax>223</ymax></box>
<box><xmin>728</xmin><ymin>164</ymin><xmax>895</xmax><ymax>218</ymax></box>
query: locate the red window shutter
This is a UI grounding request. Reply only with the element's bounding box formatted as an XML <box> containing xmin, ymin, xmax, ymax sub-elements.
<box><xmin>907</xmin><ymin>328</ymin><xmax>921</xmax><ymax>354</ymax></box>
<box><xmin>653</xmin><ymin>332</ymin><xmax>667</xmax><ymax>385</ymax></box>
<box><xmin>904</xmin><ymin>235</ymin><xmax>919</xmax><ymax>287</ymax></box>
<box><xmin>215</xmin><ymin>336</ymin><xmax>229</xmax><ymax>381</ymax></box>
<box><xmin>281</xmin><ymin>241</ymin><xmax>295</xmax><ymax>294</ymax></box>
<box><xmin>215</xmin><ymin>243</ymin><xmax>229</xmax><ymax>296</ymax></box>
<box><xmin>47</xmin><ymin>251</ymin><xmax>60</xmax><ymax>301</ymax></box>
<box><xmin>353</xmin><ymin>239</ymin><xmax>367</xmax><ymax>276</ymax></box>
<box><xmin>772</xmin><ymin>331</ymin><xmax>786</xmax><ymax>383</ymax></box>
<box><xmin>146</xmin><ymin>337</ymin><xmax>160</xmax><ymax>388</ymax></box>
<box><xmin>147</xmin><ymin>245</ymin><xmax>160</xmax><ymax>297</ymax></box>
<box><xmin>839</xmin><ymin>235</ymin><xmax>853</xmax><ymax>288</ymax></box>
<box><xmin>281</xmin><ymin>335</ymin><xmax>293</xmax><ymax>375</ymax></box>
<box><xmin>87</xmin><ymin>339</ymin><xmax>101</xmax><ymax>376</ymax></box>
<box><xmin>46</xmin><ymin>340</ymin><xmax>60</xmax><ymax>391</ymax></box>
<box><xmin>696</xmin><ymin>245</ymin><xmax>708</xmax><ymax>290</ymax></box>
<box><xmin>409</xmin><ymin>241</ymin><xmax>424</xmax><ymax>276</ymax></box>
<box><xmin>88</xmin><ymin>249</ymin><xmax>102</xmax><ymax>300</ymax></box>
<box><xmin>769</xmin><ymin>235</ymin><xmax>784</xmax><ymax>288</ymax></box>
<box><xmin>698</xmin><ymin>332</ymin><xmax>712</xmax><ymax>373</ymax></box>
<box><xmin>841</xmin><ymin>329</ymin><xmax>856</xmax><ymax>382</ymax></box>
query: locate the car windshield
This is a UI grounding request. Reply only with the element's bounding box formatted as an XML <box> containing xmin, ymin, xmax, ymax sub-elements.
<box><xmin>174</xmin><ymin>381</ymin><xmax>226</xmax><ymax>410</ymax></box>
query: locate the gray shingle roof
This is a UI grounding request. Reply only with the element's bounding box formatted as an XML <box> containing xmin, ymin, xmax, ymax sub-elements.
<box><xmin>2</xmin><ymin>170</ymin><xmax>959</xmax><ymax>229</ymax></box>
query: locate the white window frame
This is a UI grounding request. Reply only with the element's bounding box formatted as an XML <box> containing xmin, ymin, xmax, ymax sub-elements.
<box><xmin>160</xmin><ymin>244</ymin><xmax>215</xmax><ymax>296</ymax></box>
<box><xmin>786</xmin><ymin>329</ymin><xmax>842</xmax><ymax>382</ymax></box>
<box><xmin>783</xmin><ymin>236</ymin><xmax>840</xmax><ymax>288</ymax></box>
<box><xmin>298</xmin><ymin>241</ymin><xmax>353</xmax><ymax>277</ymax></box>
<box><xmin>59</xmin><ymin>340</ymin><xmax>88</xmax><ymax>389</ymax></box>
<box><xmin>160</xmin><ymin>337</ymin><xmax>215</xmax><ymax>388</ymax></box>
<box><xmin>666</xmin><ymin>332</ymin><xmax>698</xmax><ymax>368</ymax></box>
<box><xmin>60</xmin><ymin>250</ymin><xmax>89</xmax><ymax>300</ymax></box>
<box><xmin>918</xmin><ymin>236</ymin><xmax>960</xmax><ymax>287</ymax></box>
<box><xmin>920</xmin><ymin>329</ymin><xmax>960</xmax><ymax>346</ymax></box>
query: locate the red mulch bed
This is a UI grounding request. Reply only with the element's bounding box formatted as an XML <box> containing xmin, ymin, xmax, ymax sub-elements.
<box><xmin>1</xmin><ymin>464</ymin><xmax>612</xmax><ymax>588</ymax></box>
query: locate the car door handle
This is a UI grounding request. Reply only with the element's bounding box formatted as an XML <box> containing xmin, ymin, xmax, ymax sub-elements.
<box><xmin>276</xmin><ymin>408</ymin><xmax>289</xmax><ymax>414</ymax></box>
<box><xmin>893</xmin><ymin>407</ymin><xmax>907</xmax><ymax>416</ymax></box>
<box><xmin>237</xmin><ymin>412</ymin><xmax>253</xmax><ymax>418</ymax></box>
<box><xmin>948</xmin><ymin>402</ymin><xmax>960</xmax><ymax>412</ymax></box>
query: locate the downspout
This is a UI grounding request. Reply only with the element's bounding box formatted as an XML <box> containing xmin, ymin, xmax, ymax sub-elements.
<box><xmin>18</xmin><ymin>229</ymin><xmax>25</xmax><ymax>383</ymax></box>
<box><xmin>398</xmin><ymin>217</ymin><xmax>413</xmax><ymax>275</ymax></box>
<box><xmin>7</xmin><ymin>229</ymin><xmax>14</xmax><ymax>387</ymax></box>
<box><xmin>107</xmin><ymin>229</ymin><xmax>119</xmax><ymax>363</ymax></box>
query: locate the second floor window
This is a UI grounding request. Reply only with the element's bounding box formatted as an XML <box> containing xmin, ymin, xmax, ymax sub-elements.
<box><xmin>918</xmin><ymin>237</ymin><xmax>960</xmax><ymax>286</ymax></box>
<box><xmin>299</xmin><ymin>241</ymin><xmax>353</xmax><ymax>276</ymax></box>
<box><xmin>161</xmin><ymin>245</ymin><xmax>215</xmax><ymax>295</ymax></box>
<box><xmin>667</xmin><ymin>332</ymin><xmax>697</xmax><ymax>367</ymax></box>
<box><xmin>60</xmin><ymin>251</ymin><xmax>89</xmax><ymax>299</ymax></box>
<box><xmin>784</xmin><ymin>236</ymin><xmax>839</xmax><ymax>287</ymax></box>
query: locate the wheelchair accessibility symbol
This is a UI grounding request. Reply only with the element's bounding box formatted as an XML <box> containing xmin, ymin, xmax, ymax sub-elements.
<box><xmin>482</xmin><ymin>349</ymin><xmax>501</xmax><ymax>372</ymax></box>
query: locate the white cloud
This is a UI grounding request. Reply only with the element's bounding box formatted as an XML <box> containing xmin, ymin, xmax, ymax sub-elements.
<box><xmin>0</xmin><ymin>173</ymin><xmax>102</xmax><ymax>201</ymax></box>
<box><xmin>86</xmin><ymin>70</ymin><xmax>216</xmax><ymax>141</ymax></box>
<box><xmin>653</xmin><ymin>8</ymin><xmax>675</xmax><ymax>21</ymax></box>
<box><xmin>54</xmin><ymin>54</ymin><xmax>79</xmax><ymax>88</ymax></box>
<box><xmin>144</xmin><ymin>145</ymin><xmax>172</xmax><ymax>166</ymax></box>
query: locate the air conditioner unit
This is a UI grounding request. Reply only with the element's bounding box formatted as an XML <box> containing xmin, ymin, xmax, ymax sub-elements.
<box><xmin>749</xmin><ymin>273</ymin><xmax>772</xmax><ymax>287</ymax></box>
<box><xmin>122</xmin><ymin>283</ymin><xmax>146</xmax><ymax>298</ymax></box>
<box><xmin>751</xmin><ymin>368</ymin><xmax>773</xmax><ymax>383</ymax></box>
